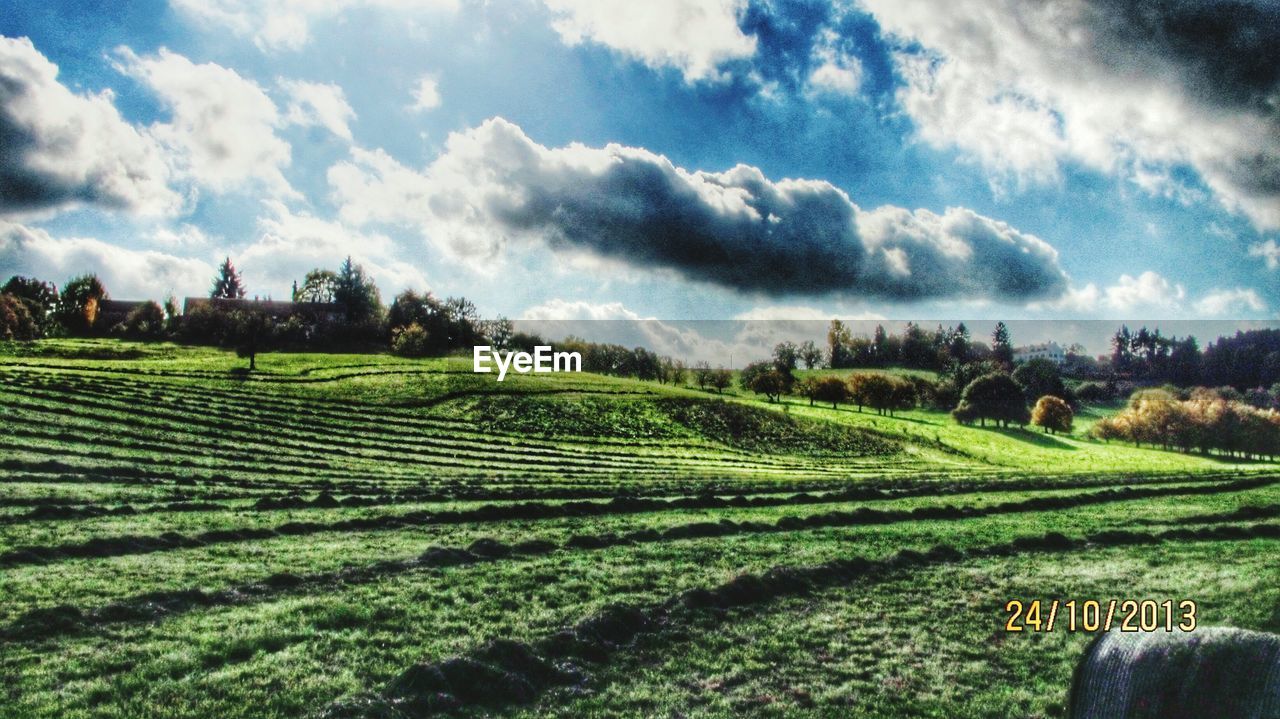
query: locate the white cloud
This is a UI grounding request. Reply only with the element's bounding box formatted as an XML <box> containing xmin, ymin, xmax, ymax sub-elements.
<box><xmin>409</xmin><ymin>75</ymin><xmax>441</xmax><ymax>112</ymax></box>
<box><xmin>328</xmin><ymin>117</ymin><xmax>1070</xmax><ymax>303</ymax></box>
<box><xmin>115</xmin><ymin>47</ymin><xmax>295</xmax><ymax>198</ymax></box>
<box><xmin>806</xmin><ymin>29</ymin><xmax>862</xmax><ymax>96</ymax></box>
<box><xmin>1194</xmin><ymin>288</ymin><xmax>1266</xmax><ymax>317</ymax></box>
<box><xmin>0</xmin><ymin>36</ymin><xmax>181</xmax><ymax>218</ymax></box>
<box><xmin>170</xmin><ymin>0</ymin><xmax>459</xmax><ymax>52</ymax></box>
<box><xmin>1039</xmin><ymin>270</ymin><xmax>1267</xmax><ymax>318</ymax></box>
<box><xmin>542</xmin><ymin>0</ymin><xmax>756</xmax><ymax>82</ymax></box>
<box><xmin>280</xmin><ymin>79</ymin><xmax>355</xmax><ymax>141</ymax></box>
<box><xmin>1101</xmin><ymin>272</ymin><xmax>1187</xmax><ymax>313</ymax></box>
<box><xmin>147</xmin><ymin>223</ymin><xmax>214</xmax><ymax>248</ymax></box>
<box><xmin>236</xmin><ymin>200</ymin><xmax>428</xmax><ymax>298</ymax></box>
<box><xmin>0</xmin><ymin>220</ymin><xmax>212</xmax><ymax>299</ymax></box>
<box><xmin>862</xmin><ymin>0</ymin><xmax>1280</xmax><ymax>229</ymax></box>
<box><xmin>521</xmin><ymin>299</ymin><xmax>644</xmax><ymax>321</ymax></box>
<box><xmin>1250</xmin><ymin>240</ymin><xmax>1280</xmax><ymax>271</ymax></box>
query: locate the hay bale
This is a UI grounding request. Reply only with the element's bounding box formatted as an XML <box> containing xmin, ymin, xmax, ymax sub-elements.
<box><xmin>1069</xmin><ymin>627</ymin><xmax>1280</xmax><ymax>719</ymax></box>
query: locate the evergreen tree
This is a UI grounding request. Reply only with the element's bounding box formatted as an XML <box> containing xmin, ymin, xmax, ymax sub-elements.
<box><xmin>992</xmin><ymin>321</ymin><xmax>1013</xmax><ymax>367</ymax></box>
<box><xmin>210</xmin><ymin>258</ymin><xmax>246</xmax><ymax>299</ymax></box>
<box><xmin>334</xmin><ymin>256</ymin><xmax>381</xmax><ymax>324</ymax></box>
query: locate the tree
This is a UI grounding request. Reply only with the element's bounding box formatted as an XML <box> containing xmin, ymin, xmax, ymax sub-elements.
<box><xmin>669</xmin><ymin>359</ymin><xmax>688</xmax><ymax>386</ymax></box>
<box><xmin>709</xmin><ymin>367</ymin><xmax>733</xmax><ymax>394</ymax></box>
<box><xmin>772</xmin><ymin>341</ymin><xmax>799</xmax><ymax>372</ymax></box>
<box><xmin>740</xmin><ymin>360</ymin><xmax>789</xmax><ymax>402</ymax></box>
<box><xmin>953</xmin><ymin>372</ymin><xmax>1028</xmax><ymax>428</ymax></box>
<box><xmin>226</xmin><ymin>309</ymin><xmax>272</xmax><ymax>370</ymax></box>
<box><xmin>210</xmin><ymin>258</ymin><xmax>246</xmax><ymax>299</ymax></box>
<box><xmin>889</xmin><ymin>378</ymin><xmax>918</xmax><ymax>415</ymax></box>
<box><xmin>1012</xmin><ymin>358</ymin><xmax>1069</xmax><ymax>404</ymax></box>
<box><xmin>992</xmin><ymin>322</ymin><xmax>1013</xmax><ymax>368</ymax></box>
<box><xmin>334</xmin><ymin>256</ymin><xmax>381</xmax><ymax>324</ymax></box>
<box><xmin>810</xmin><ymin>376</ymin><xmax>849</xmax><ymax>409</ymax></box>
<box><xmin>0</xmin><ymin>293</ymin><xmax>38</xmax><ymax>340</ymax></box>
<box><xmin>692</xmin><ymin>361</ymin><xmax>713</xmax><ymax>390</ymax></box>
<box><xmin>948</xmin><ymin>322</ymin><xmax>971</xmax><ymax>364</ymax></box>
<box><xmin>848</xmin><ymin>374</ymin><xmax>917</xmax><ymax>416</ymax></box>
<box><xmin>827</xmin><ymin>320</ymin><xmax>852</xmax><ymax>368</ymax></box>
<box><xmin>57</xmin><ymin>274</ymin><xmax>107</xmax><ymax>335</ymax></box>
<box><xmin>1031</xmin><ymin>395</ymin><xmax>1073</xmax><ymax>434</ymax></box>
<box><xmin>478</xmin><ymin>317</ymin><xmax>514</xmax><ymax>350</ymax></box>
<box><xmin>293</xmin><ymin>269</ymin><xmax>337</xmax><ymax>303</ymax></box>
<box><xmin>799</xmin><ymin>340</ymin><xmax>823</xmax><ymax>370</ymax></box>
<box><xmin>3</xmin><ymin>276</ymin><xmax>57</xmax><ymax>336</ymax></box>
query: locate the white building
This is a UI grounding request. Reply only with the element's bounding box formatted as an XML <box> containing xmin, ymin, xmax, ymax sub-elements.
<box><xmin>1014</xmin><ymin>341</ymin><xmax>1066</xmax><ymax>365</ymax></box>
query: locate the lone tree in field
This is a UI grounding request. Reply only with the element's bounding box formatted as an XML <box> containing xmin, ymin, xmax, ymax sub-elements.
<box><xmin>953</xmin><ymin>372</ymin><xmax>1029</xmax><ymax>428</ymax></box>
<box><xmin>211</xmin><ymin>258</ymin><xmax>246</xmax><ymax>299</ymax></box>
<box><xmin>227</xmin><ymin>309</ymin><xmax>272</xmax><ymax>370</ymax></box>
<box><xmin>811</xmin><ymin>375</ymin><xmax>850</xmax><ymax>409</ymax></box>
<box><xmin>1031</xmin><ymin>395</ymin><xmax>1073</xmax><ymax>434</ymax></box>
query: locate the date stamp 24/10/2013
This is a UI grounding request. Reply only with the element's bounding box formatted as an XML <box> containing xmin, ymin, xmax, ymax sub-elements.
<box><xmin>1003</xmin><ymin>599</ymin><xmax>1197</xmax><ymax>633</ymax></box>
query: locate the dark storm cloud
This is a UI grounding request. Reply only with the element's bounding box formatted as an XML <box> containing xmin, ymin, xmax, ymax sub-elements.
<box><xmin>1087</xmin><ymin>0</ymin><xmax>1280</xmax><ymax>113</ymax></box>
<box><xmin>409</xmin><ymin>118</ymin><xmax>1070</xmax><ymax>302</ymax></box>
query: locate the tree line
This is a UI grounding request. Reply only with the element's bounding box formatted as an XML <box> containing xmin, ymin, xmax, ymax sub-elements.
<box><xmin>0</xmin><ymin>258</ymin><xmax>506</xmax><ymax>368</ymax></box>
<box><xmin>1091</xmin><ymin>388</ymin><xmax>1280</xmax><ymax>460</ymax></box>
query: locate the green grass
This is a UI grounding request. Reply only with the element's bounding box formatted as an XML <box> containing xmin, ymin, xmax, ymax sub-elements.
<box><xmin>0</xmin><ymin>339</ymin><xmax>1276</xmax><ymax>719</ymax></box>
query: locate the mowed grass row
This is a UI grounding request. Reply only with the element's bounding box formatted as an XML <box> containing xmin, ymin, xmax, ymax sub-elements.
<box><xmin>5</xmin><ymin>468</ymin><xmax>1268</xmax><ymax>571</ymax></box>
<box><xmin>521</xmin><ymin>538</ymin><xmax>1279</xmax><ymax>718</ymax></box>
<box><xmin>3</xmin><ymin>487</ymin><xmax>1277</xmax><ymax>719</ymax></box>
<box><xmin>2</xmin><ymin>478</ymin><xmax>1275</xmax><ymax>638</ymax></box>
<box><xmin>0</xmin><ymin>371</ymin><xmax>904</xmax><ymax>484</ymax></box>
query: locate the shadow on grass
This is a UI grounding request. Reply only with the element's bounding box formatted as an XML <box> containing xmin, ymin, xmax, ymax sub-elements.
<box><xmin>984</xmin><ymin>426</ymin><xmax>1078</xmax><ymax>450</ymax></box>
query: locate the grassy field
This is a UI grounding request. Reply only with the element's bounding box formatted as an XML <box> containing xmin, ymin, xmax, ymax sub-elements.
<box><xmin>1</xmin><ymin>339</ymin><xmax>1277</xmax><ymax>718</ymax></box>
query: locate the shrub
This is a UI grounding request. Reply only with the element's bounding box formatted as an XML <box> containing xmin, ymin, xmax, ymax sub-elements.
<box><xmin>117</xmin><ymin>301</ymin><xmax>166</xmax><ymax>339</ymax></box>
<box><xmin>391</xmin><ymin>322</ymin><xmax>432</xmax><ymax>357</ymax></box>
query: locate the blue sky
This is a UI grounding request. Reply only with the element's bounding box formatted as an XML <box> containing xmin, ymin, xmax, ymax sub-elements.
<box><xmin>2</xmin><ymin>0</ymin><xmax>1278</xmax><ymax>330</ymax></box>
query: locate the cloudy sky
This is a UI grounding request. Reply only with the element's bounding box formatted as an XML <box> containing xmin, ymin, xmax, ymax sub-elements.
<box><xmin>2</xmin><ymin>0</ymin><xmax>1278</xmax><ymax>326</ymax></box>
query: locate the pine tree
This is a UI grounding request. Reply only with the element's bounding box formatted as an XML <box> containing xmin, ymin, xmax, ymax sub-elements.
<box><xmin>211</xmin><ymin>258</ymin><xmax>246</xmax><ymax>299</ymax></box>
<box><xmin>992</xmin><ymin>321</ymin><xmax>1013</xmax><ymax>368</ymax></box>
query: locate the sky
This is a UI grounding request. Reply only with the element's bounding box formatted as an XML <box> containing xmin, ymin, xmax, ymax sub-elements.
<box><xmin>2</xmin><ymin>0</ymin><xmax>1278</xmax><ymax>346</ymax></box>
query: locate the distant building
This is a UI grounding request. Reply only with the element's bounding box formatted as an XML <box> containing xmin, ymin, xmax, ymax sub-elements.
<box><xmin>1014</xmin><ymin>341</ymin><xmax>1066</xmax><ymax>365</ymax></box>
<box><xmin>182</xmin><ymin>297</ymin><xmax>342</xmax><ymax>321</ymax></box>
<box><xmin>95</xmin><ymin>299</ymin><xmax>151</xmax><ymax>329</ymax></box>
